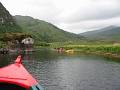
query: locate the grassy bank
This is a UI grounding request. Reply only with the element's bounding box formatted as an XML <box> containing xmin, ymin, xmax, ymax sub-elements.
<box><xmin>33</xmin><ymin>41</ymin><xmax>120</xmax><ymax>59</ymax></box>
<box><xmin>62</xmin><ymin>44</ymin><xmax>120</xmax><ymax>59</ymax></box>
<box><xmin>0</xmin><ymin>41</ymin><xmax>6</xmax><ymax>48</ymax></box>
<box><xmin>48</xmin><ymin>41</ymin><xmax>120</xmax><ymax>59</ymax></box>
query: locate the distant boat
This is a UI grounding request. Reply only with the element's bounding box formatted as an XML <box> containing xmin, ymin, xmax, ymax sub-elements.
<box><xmin>0</xmin><ymin>55</ymin><xmax>43</xmax><ymax>90</ymax></box>
<box><xmin>65</xmin><ymin>49</ymin><xmax>74</xmax><ymax>53</ymax></box>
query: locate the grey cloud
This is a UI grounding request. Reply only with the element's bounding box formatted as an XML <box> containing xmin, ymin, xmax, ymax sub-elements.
<box><xmin>1</xmin><ymin>0</ymin><xmax>120</xmax><ymax>33</ymax></box>
<box><xmin>59</xmin><ymin>17</ymin><xmax>120</xmax><ymax>33</ymax></box>
<box><xmin>60</xmin><ymin>5</ymin><xmax>120</xmax><ymax>23</ymax></box>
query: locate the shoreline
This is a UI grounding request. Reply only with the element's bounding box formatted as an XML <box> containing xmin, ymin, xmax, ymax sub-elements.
<box><xmin>72</xmin><ymin>50</ymin><xmax>120</xmax><ymax>59</ymax></box>
<box><xmin>56</xmin><ymin>44</ymin><xmax>120</xmax><ymax>59</ymax></box>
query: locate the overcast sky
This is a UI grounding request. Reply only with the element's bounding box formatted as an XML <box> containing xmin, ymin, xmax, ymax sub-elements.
<box><xmin>1</xmin><ymin>0</ymin><xmax>120</xmax><ymax>33</ymax></box>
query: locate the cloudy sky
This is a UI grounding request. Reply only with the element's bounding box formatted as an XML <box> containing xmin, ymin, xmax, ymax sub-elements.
<box><xmin>1</xmin><ymin>0</ymin><xmax>120</xmax><ymax>33</ymax></box>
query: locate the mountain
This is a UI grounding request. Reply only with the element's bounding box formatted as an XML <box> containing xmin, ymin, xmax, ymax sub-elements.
<box><xmin>80</xmin><ymin>26</ymin><xmax>120</xmax><ymax>41</ymax></box>
<box><xmin>0</xmin><ymin>2</ymin><xmax>21</xmax><ymax>33</ymax></box>
<box><xmin>14</xmin><ymin>15</ymin><xmax>84</xmax><ymax>42</ymax></box>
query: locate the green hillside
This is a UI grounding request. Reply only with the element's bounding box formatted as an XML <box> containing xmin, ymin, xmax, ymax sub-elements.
<box><xmin>80</xmin><ymin>26</ymin><xmax>120</xmax><ymax>41</ymax></box>
<box><xmin>0</xmin><ymin>2</ymin><xmax>21</xmax><ymax>33</ymax></box>
<box><xmin>14</xmin><ymin>15</ymin><xmax>84</xmax><ymax>43</ymax></box>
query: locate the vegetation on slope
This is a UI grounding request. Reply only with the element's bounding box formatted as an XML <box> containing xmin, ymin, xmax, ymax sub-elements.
<box><xmin>14</xmin><ymin>15</ymin><xmax>84</xmax><ymax>43</ymax></box>
<box><xmin>80</xmin><ymin>26</ymin><xmax>120</xmax><ymax>41</ymax></box>
<box><xmin>0</xmin><ymin>2</ymin><xmax>22</xmax><ymax>33</ymax></box>
<box><xmin>0</xmin><ymin>2</ymin><xmax>31</xmax><ymax>47</ymax></box>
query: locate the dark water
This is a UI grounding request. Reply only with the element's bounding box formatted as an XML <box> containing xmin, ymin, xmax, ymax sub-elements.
<box><xmin>0</xmin><ymin>48</ymin><xmax>120</xmax><ymax>90</ymax></box>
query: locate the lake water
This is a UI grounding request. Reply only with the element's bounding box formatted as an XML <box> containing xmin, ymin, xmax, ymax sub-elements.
<box><xmin>0</xmin><ymin>48</ymin><xmax>120</xmax><ymax>90</ymax></box>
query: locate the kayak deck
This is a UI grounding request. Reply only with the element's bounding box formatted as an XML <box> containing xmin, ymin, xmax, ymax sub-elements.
<box><xmin>0</xmin><ymin>55</ymin><xmax>43</xmax><ymax>90</ymax></box>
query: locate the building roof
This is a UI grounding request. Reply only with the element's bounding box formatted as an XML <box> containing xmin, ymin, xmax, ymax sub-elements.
<box><xmin>21</xmin><ymin>37</ymin><xmax>34</xmax><ymax>44</ymax></box>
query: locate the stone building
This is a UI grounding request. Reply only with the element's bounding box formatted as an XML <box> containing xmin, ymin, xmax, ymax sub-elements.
<box><xmin>21</xmin><ymin>37</ymin><xmax>34</xmax><ymax>50</ymax></box>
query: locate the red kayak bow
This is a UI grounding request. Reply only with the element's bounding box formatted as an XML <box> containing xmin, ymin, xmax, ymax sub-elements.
<box><xmin>0</xmin><ymin>55</ymin><xmax>43</xmax><ymax>90</ymax></box>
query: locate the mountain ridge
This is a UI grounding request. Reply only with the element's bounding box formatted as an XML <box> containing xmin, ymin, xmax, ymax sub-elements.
<box><xmin>79</xmin><ymin>25</ymin><xmax>120</xmax><ymax>41</ymax></box>
<box><xmin>14</xmin><ymin>15</ymin><xmax>85</xmax><ymax>42</ymax></box>
<box><xmin>0</xmin><ymin>2</ymin><xmax>21</xmax><ymax>33</ymax></box>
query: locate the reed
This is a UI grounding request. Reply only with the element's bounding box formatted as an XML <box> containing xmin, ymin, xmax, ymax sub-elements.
<box><xmin>62</xmin><ymin>45</ymin><xmax>120</xmax><ymax>54</ymax></box>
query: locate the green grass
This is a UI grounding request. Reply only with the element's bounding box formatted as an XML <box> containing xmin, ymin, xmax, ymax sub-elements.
<box><xmin>49</xmin><ymin>41</ymin><xmax>120</xmax><ymax>58</ymax></box>
<box><xmin>62</xmin><ymin>45</ymin><xmax>120</xmax><ymax>54</ymax></box>
<box><xmin>15</xmin><ymin>15</ymin><xmax>84</xmax><ymax>43</ymax></box>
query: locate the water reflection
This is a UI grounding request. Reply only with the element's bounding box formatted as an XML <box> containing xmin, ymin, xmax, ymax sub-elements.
<box><xmin>0</xmin><ymin>54</ymin><xmax>18</xmax><ymax>68</ymax></box>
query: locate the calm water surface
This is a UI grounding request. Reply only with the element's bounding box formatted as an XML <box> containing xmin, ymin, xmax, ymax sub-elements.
<box><xmin>0</xmin><ymin>48</ymin><xmax>120</xmax><ymax>90</ymax></box>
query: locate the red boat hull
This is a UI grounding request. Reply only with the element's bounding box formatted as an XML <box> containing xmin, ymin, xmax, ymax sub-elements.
<box><xmin>0</xmin><ymin>55</ymin><xmax>43</xmax><ymax>90</ymax></box>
